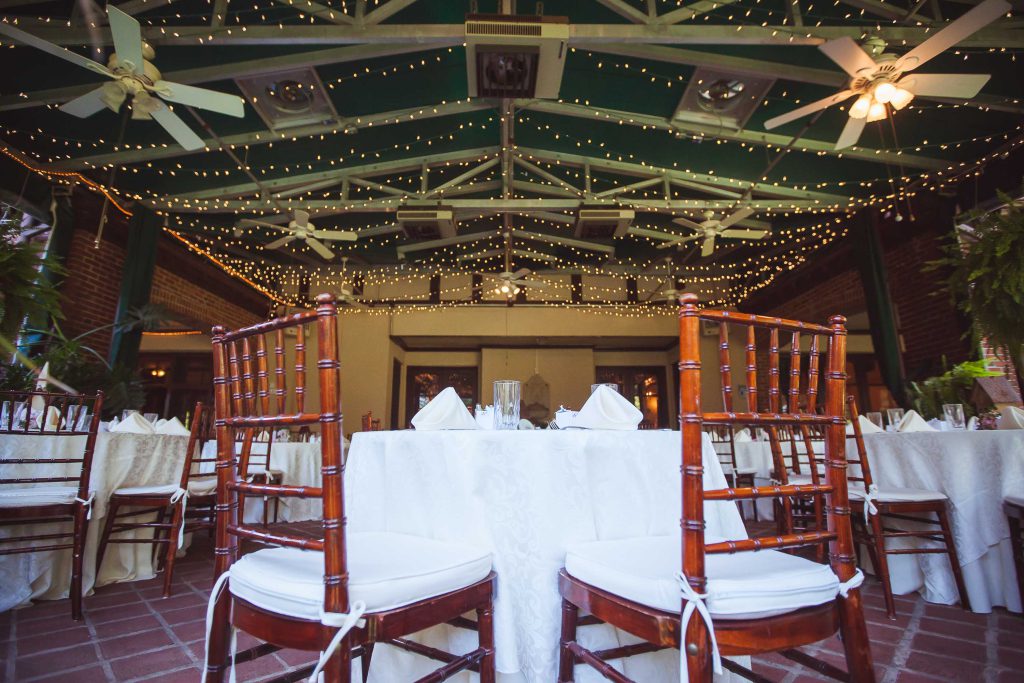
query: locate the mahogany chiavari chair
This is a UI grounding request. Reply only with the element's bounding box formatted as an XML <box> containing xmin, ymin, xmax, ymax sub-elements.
<box><xmin>703</xmin><ymin>425</ymin><xmax>758</xmax><ymax>521</ymax></box>
<box><xmin>96</xmin><ymin>401</ymin><xmax>215</xmax><ymax>597</ymax></box>
<box><xmin>0</xmin><ymin>389</ymin><xmax>103</xmax><ymax>620</ymax></box>
<box><xmin>1006</xmin><ymin>496</ymin><xmax>1024</xmax><ymax>609</ymax></box>
<box><xmin>557</xmin><ymin>295</ymin><xmax>873</xmax><ymax>683</ymax></box>
<box><xmin>203</xmin><ymin>294</ymin><xmax>495</xmax><ymax>683</ymax></box>
<box><xmin>846</xmin><ymin>396</ymin><xmax>970</xmax><ymax>619</ymax></box>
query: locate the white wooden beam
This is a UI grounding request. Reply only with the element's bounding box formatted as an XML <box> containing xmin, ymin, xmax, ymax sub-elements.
<box><xmin>594</xmin><ymin>0</ymin><xmax>651</xmax><ymax>24</ymax></box>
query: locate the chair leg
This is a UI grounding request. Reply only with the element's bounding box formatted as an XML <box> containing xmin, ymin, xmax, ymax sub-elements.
<box><xmin>70</xmin><ymin>505</ymin><xmax>89</xmax><ymax>621</ymax></box>
<box><xmin>558</xmin><ymin>599</ymin><xmax>578</xmax><ymax>683</ymax></box>
<box><xmin>477</xmin><ymin>603</ymin><xmax>495</xmax><ymax>683</ymax></box>
<box><xmin>360</xmin><ymin>642</ymin><xmax>374</xmax><ymax>683</ymax></box>
<box><xmin>162</xmin><ymin>500</ymin><xmax>184</xmax><ymax>598</ymax></box>
<box><xmin>322</xmin><ymin>635</ymin><xmax>351</xmax><ymax>683</ymax></box>
<box><xmin>1008</xmin><ymin>514</ymin><xmax>1024</xmax><ymax>606</ymax></box>
<box><xmin>869</xmin><ymin>511</ymin><xmax>896</xmax><ymax>619</ymax></box>
<box><xmin>936</xmin><ymin>505</ymin><xmax>971</xmax><ymax>612</ymax></box>
<box><xmin>836</xmin><ymin>587</ymin><xmax>876</xmax><ymax>683</ymax></box>
<box><xmin>153</xmin><ymin>506</ymin><xmax>168</xmax><ymax>571</ymax></box>
<box><xmin>204</xmin><ymin>581</ymin><xmax>232</xmax><ymax>683</ymax></box>
<box><xmin>95</xmin><ymin>499</ymin><xmax>120</xmax><ymax>577</ymax></box>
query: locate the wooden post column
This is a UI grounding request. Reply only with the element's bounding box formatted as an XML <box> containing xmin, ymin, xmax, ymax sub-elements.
<box><xmin>107</xmin><ymin>206</ymin><xmax>160</xmax><ymax>369</ymax></box>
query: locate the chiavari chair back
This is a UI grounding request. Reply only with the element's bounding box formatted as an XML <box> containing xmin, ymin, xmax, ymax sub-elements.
<box><xmin>0</xmin><ymin>389</ymin><xmax>103</xmax><ymax>620</ymax></box>
<box><xmin>557</xmin><ymin>296</ymin><xmax>874</xmax><ymax>682</ymax></box>
<box><xmin>203</xmin><ymin>294</ymin><xmax>495</xmax><ymax>683</ymax></box>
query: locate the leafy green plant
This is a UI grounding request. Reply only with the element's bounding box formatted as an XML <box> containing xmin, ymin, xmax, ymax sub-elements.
<box><xmin>0</xmin><ymin>216</ymin><xmax>64</xmax><ymax>340</ymax></box>
<box><xmin>931</xmin><ymin>191</ymin><xmax>1024</xmax><ymax>389</ymax></box>
<box><xmin>907</xmin><ymin>358</ymin><xmax>1001</xmax><ymax>420</ymax></box>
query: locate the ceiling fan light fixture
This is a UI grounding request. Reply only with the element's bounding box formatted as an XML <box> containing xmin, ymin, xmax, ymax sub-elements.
<box><xmin>866</xmin><ymin>101</ymin><xmax>887</xmax><ymax>122</ymax></box>
<box><xmin>889</xmin><ymin>87</ymin><xmax>914</xmax><ymax>110</ymax></box>
<box><xmin>872</xmin><ymin>81</ymin><xmax>897</xmax><ymax>104</ymax></box>
<box><xmin>848</xmin><ymin>94</ymin><xmax>872</xmax><ymax>119</ymax></box>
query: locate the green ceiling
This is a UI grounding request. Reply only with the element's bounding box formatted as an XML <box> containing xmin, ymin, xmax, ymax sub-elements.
<box><xmin>0</xmin><ymin>0</ymin><xmax>1021</xmax><ymax>304</ymax></box>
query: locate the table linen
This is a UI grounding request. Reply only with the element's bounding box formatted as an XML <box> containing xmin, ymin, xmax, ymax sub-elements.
<box><xmin>345</xmin><ymin>430</ymin><xmax>747</xmax><ymax>682</ymax></box>
<box><xmin>734</xmin><ymin>430</ymin><xmax>1024</xmax><ymax>613</ymax></box>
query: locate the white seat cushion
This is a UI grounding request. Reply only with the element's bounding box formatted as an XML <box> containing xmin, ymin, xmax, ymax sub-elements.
<box><xmin>565</xmin><ymin>535</ymin><xmax>840</xmax><ymax>620</ymax></box>
<box><xmin>1006</xmin><ymin>494</ymin><xmax>1024</xmax><ymax>508</ymax></box>
<box><xmin>849</xmin><ymin>487</ymin><xmax>946</xmax><ymax>503</ymax></box>
<box><xmin>228</xmin><ymin>532</ymin><xmax>491</xmax><ymax>619</ymax></box>
<box><xmin>0</xmin><ymin>486</ymin><xmax>79</xmax><ymax>507</ymax></box>
<box><xmin>188</xmin><ymin>478</ymin><xmax>218</xmax><ymax>496</ymax></box>
<box><xmin>113</xmin><ymin>484</ymin><xmax>179</xmax><ymax>497</ymax></box>
<box><xmin>786</xmin><ymin>474</ymin><xmax>814</xmax><ymax>485</ymax></box>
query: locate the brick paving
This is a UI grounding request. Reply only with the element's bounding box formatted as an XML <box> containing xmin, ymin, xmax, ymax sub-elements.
<box><xmin>2</xmin><ymin>528</ymin><xmax>1021</xmax><ymax>682</ymax></box>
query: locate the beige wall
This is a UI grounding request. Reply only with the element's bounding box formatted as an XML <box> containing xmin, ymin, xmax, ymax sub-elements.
<box><xmin>480</xmin><ymin>347</ymin><xmax>595</xmax><ymax>422</ymax></box>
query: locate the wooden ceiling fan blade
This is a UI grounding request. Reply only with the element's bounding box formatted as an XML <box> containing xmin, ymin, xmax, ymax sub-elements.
<box><xmin>835</xmin><ymin>116</ymin><xmax>866</xmax><ymax>150</ymax></box>
<box><xmin>701</xmin><ymin>235</ymin><xmax>716</xmax><ymax>257</ymax></box>
<box><xmin>764</xmin><ymin>90</ymin><xmax>855</xmax><ymax>130</ymax></box>
<box><xmin>719</xmin><ymin>228</ymin><xmax>769</xmax><ymax>240</ymax></box>
<box><xmin>265</xmin><ymin>235</ymin><xmax>296</xmax><ymax>250</ymax></box>
<box><xmin>672</xmin><ymin>217</ymin><xmax>706</xmax><ymax>232</ymax></box>
<box><xmin>305</xmin><ymin>236</ymin><xmax>334</xmax><ymax>260</ymax></box>
<box><xmin>150</xmin><ymin>103</ymin><xmax>205</xmax><ymax>151</ymax></box>
<box><xmin>896</xmin><ymin>0</ymin><xmax>1010</xmax><ymax>73</ymax></box>
<box><xmin>718</xmin><ymin>207</ymin><xmax>755</xmax><ymax>229</ymax></box>
<box><xmin>293</xmin><ymin>209</ymin><xmax>310</xmax><ymax>228</ymax></box>
<box><xmin>60</xmin><ymin>87</ymin><xmax>108</xmax><ymax>118</ymax></box>
<box><xmin>901</xmin><ymin>73</ymin><xmax>991</xmax><ymax>99</ymax></box>
<box><xmin>511</xmin><ymin>267</ymin><xmax>532</xmax><ymax>280</ymax></box>
<box><xmin>155</xmin><ymin>81</ymin><xmax>245</xmax><ymax>118</ymax></box>
<box><xmin>818</xmin><ymin>37</ymin><xmax>877</xmax><ymax>78</ymax></box>
<box><xmin>315</xmin><ymin>229</ymin><xmax>359</xmax><ymax>242</ymax></box>
<box><xmin>0</xmin><ymin>21</ymin><xmax>112</xmax><ymax>76</ymax></box>
<box><xmin>513</xmin><ymin>279</ymin><xmax>548</xmax><ymax>289</ymax></box>
<box><xmin>106</xmin><ymin>6</ymin><xmax>144</xmax><ymax>76</ymax></box>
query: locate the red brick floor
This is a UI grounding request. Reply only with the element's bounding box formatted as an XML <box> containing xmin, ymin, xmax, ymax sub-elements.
<box><xmin>2</xmin><ymin>528</ymin><xmax>1021</xmax><ymax>682</ymax></box>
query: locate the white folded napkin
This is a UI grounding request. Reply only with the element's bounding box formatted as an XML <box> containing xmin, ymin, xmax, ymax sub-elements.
<box><xmin>111</xmin><ymin>411</ymin><xmax>156</xmax><ymax>434</ymax></box>
<box><xmin>474</xmin><ymin>405</ymin><xmax>494</xmax><ymax>430</ymax></box>
<box><xmin>554</xmin><ymin>408</ymin><xmax>578</xmax><ymax>429</ymax></box>
<box><xmin>154</xmin><ymin>418</ymin><xmax>168</xmax><ymax>429</ymax></box>
<box><xmin>411</xmin><ymin>387</ymin><xmax>479</xmax><ymax>431</ymax></box>
<box><xmin>857</xmin><ymin>415</ymin><xmax>883</xmax><ymax>434</ymax></box>
<box><xmin>156</xmin><ymin>417</ymin><xmax>190</xmax><ymax>436</ymax></box>
<box><xmin>34</xmin><ymin>406</ymin><xmax>62</xmax><ymax>431</ymax></box>
<box><xmin>967</xmin><ymin>416</ymin><xmax>978</xmax><ymax>431</ymax></box>
<box><xmin>734</xmin><ymin>428</ymin><xmax>752</xmax><ymax>442</ymax></box>
<box><xmin>573</xmin><ymin>385</ymin><xmax>644</xmax><ymax>430</ymax></box>
<box><xmin>897</xmin><ymin>410</ymin><xmax>936</xmax><ymax>432</ymax></box>
<box><xmin>999</xmin><ymin>405</ymin><xmax>1024</xmax><ymax>430</ymax></box>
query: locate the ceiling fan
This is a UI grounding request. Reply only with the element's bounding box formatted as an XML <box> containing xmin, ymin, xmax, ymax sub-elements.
<box><xmin>235</xmin><ymin>210</ymin><xmax>357</xmax><ymax>260</ymax></box>
<box><xmin>763</xmin><ymin>0</ymin><xmax>1010</xmax><ymax>149</ymax></box>
<box><xmin>656</xmin><ymin>208</ymin><xmax>770</xmax><ymax>256</ymax></box>
<box><xmin>337</xmin><ymin>257</ymin><xmax>367</xmax><ymax>308</ymax></box>
<box><xmin>645</xmin><ymin>257</ymin><xmax>685</xmax><ymax>304</ymax></box>
<box><xmin>476</xmin><ymin>231</ymin><xmax>549</xmax><ymax>297</ymax></box>
<box><xmin>0</xmin><ymin>6</ymin><xmax>246</xmax><ymax>151</ymax></box>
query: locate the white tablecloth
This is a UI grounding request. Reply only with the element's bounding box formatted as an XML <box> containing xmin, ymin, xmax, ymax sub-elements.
<box><xmin>346</xmin><ymin>430</ymin><xmax>747</xmax><ymax>683</ymax></box>
<box><xmin>0</xmin><ymin>434</ymin><xmax>323</xmax><ymax>612</ymax></box>
<box><xmin>735</xmin><ymin>431</ymin><xmax>1024</xmax><ymax>613</ymax></box>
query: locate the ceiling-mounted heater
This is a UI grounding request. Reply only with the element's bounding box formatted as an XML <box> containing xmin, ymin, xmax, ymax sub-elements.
<box><xmin>465</xmin><ymin>14</ymin><xmax>569</xmax><ymax>99</ymax></box>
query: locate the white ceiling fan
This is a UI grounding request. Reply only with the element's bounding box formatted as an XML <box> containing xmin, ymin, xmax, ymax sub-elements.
<box><xmin>656</xmin><ymin>208</ymin><xmax>770</xmax><ymax>256</ymax></box>
<box><xmin>0</xmin><ymin>6</ymin><xmax>246</xmax><ymax>151</ymax></box>
<box><xmin>337</xmin><ymin>257</ymin><xmax>367</xmax><ymax>308</ymax></box>
<box><xmin>236</xmin><ymin>210</ymin><xmax>357</xmax><ymax>260</ymax></box>
<box><xmin>645</xmin><ymin>257</ymin><xmax>685</xmax><ymax>304</ymax></box>
<box><xmin>476</xmin><ymin>231</ymin><xmax>549</xmax><ymax>296</ymax></box>
<box><xmin>763</xmin><ymin>0</ymin><xmax>1010</xmax><ymax>149</ymax></box>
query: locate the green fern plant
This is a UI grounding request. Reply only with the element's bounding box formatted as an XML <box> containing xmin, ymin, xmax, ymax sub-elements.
<box><xmin>907</xmin><ymin>358</ymin><xmax>1001</xmax><ymax>419</ymax></box>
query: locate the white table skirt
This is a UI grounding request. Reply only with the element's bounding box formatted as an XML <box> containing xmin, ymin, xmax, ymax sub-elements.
<box><xmin>734</xmin><ymin>431</ymin><xmax>1024</xmax><ymax>613</ymax></box>
<box><xmin>0</xmin><ymin>435</ymin><xmax>323</xmax><ymax>612</ymax></box>
<box><xmin>345</xmin><ymin>430</ymin><xmax>748</xmax><ymax>683</ymax></box>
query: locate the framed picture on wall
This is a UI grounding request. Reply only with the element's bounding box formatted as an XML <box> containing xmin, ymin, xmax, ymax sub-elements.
<box><xmin>701</xmin><ymin>320</ymin><xmax>720</xmax><ymax>336</ymax></box>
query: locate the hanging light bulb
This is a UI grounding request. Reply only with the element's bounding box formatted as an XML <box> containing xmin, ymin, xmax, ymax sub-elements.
<box><xmin>500</xmin><ymin>284</ymin><xmax>510</xmax><ymax>293</ymax></box>
<box><xmin>866</xmin><ymin>101</ymin><xmax>887</xmax><ymax>123</ymax></box>
<box><xmin>873</xmin><ymin>81</ymin><xmax>897</xmax><ymax>104</ymax></box>
<box><xmin>889</xmin><ymin>87</ymin><xmax>915</xmax><ymax>110</ymax></box>
<box><xmin>848</xmin><ymin>94</ymin><xmax>872</xmax><ymax>119</ymax></box>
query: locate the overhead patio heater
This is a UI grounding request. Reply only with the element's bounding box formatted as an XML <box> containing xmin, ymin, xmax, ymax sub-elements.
<box><xmin>465</xmin><ymin>15</ymin><xmax>569</xmax><ymax>99</ymax></box>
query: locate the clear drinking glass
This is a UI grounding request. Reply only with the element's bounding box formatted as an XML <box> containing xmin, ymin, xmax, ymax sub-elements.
<box><xmin>144</xmin><ymin>412</ymin><xmax>159</xmax><ymax>424</ymax></box>
<box><xmin>492</xmin><ymin>380</ymin><xmax>521</xmax><ymax>430</ymax></box>
<box><xmin>866</xmin><ymin>412</ymin><xmax>884</xmax><ymax>430</ymax></box>
<box><xmin>886</xmin><ymin>408</ymin><xmax>905</xmax><ymax>430</ymax></box>
<box><xmin>590</xmin><ymin>383</ymin><xmax>619</xmax><ymax>394</ymax></box>
<box><xmin>121</xmin><ymin>409</ymin><xmax>138</xmax><ymax>421</ymax></box>
<box><xmin>942</xmin><ymin>403</ymin><xmax>966</xmax><ymax>430</ymax></box>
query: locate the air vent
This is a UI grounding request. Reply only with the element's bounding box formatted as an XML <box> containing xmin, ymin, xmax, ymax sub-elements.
<box><xmin>673</xmin><ymin>67</ymin><xmax>775</xmax><ymax>130</ymax></box>
<box><xmin>396</xmin><ymin>207</ymin><xmax>457</xmax><ymax>240</ymax></box>
<box><xmin>236</xmin><ymin>67</ymin><xmax>339</xmax><ymax>131</ymax></box>
<box><xmin>465</xmin><ymin>15</ymin><xmax>569</xmax><ymax>99</ymax></box>
<box><xmin>575</xmin><ymin>207</ymin><xmax>634</xmax><ymax>239</ymax></box>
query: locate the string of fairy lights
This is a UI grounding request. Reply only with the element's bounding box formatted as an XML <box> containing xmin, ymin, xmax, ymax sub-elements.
<box><xmin>0</xmin><ymin>1</ymin><xmax>1020</xmax><ymax>314</ymax></box>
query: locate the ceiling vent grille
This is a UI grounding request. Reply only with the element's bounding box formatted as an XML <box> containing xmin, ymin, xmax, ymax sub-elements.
<box><xmin>465</xmin><ymin>15</ymin><xmax>569</xmax><ymax>99</ymax></box>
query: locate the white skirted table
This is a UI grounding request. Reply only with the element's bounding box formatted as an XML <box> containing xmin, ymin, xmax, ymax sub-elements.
<box><xmin>345</xmin><ymin>430</ymin><xmax>748</xmax><ymax>683</ymax></box>
<box><xmin>734</xmin><ymin>430</ymin><xmax>1024</xmax><ymax>614</ymax></box>
<box><xmin>0</xmin><ymin>433</ymin><xmax>322</xmax><ymax>613</ymax></box>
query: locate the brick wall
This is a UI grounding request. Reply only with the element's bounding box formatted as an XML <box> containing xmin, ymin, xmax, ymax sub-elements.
<box><xmin>58</xmin><ymin>192</ymin><xmax>267</xmax><ymax>358</ymax></box>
